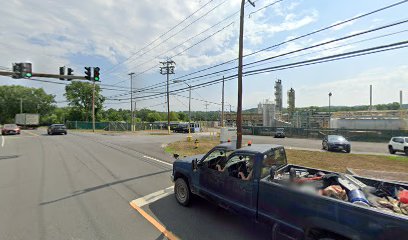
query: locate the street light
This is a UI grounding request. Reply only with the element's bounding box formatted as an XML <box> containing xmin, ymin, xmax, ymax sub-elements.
<box><xmin>328</xmin><ymin>92</ymin><xmax>332</xmax><ymax>128</ymax></box>
<box><xmin>173</xmin><ymin>80</ymin><xmax>192</xmax><ymax>140</ymax></box>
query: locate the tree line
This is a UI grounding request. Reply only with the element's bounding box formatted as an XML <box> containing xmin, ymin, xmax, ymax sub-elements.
<box><xmin>0</xmin><ymin>84</ymin><xmax>219</xmax><ymax>124</ymax></box>
<box><xmin>1</xmin><ymin>84</ymin><xmax>401</xmax><ymax>125</ymax></box>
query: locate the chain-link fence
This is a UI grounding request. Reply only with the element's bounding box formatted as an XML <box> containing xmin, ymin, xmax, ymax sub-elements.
<box><xmin>66</xmin><ymin>121</ymin><xmax>175</xmax><ymax>131</ymax></box>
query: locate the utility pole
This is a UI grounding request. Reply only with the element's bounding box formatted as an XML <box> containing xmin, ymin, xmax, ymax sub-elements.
<box><xmin>204</xmin><ymin>103</ymin><xmax>210</xmax><ymax>130</ymax></box>
<box><xmin>328</xmin><ymin>92</ymin><xmax>332</xmax><ymax>128</ymax></box>
<box><xmin>92</xmin><ymin>79</ymin><xmax>95</xmax><ymax>132</ymax></box>
<box><xmin>160</xmin><ymin>60</ymin><xmax>176</xmax><ymax>135</ymax></box>
<box><xmin>221</xmin><ymin>76</ymin><xmax>225</xmax><ymax>127</ymax></box>
<box><xmin>129</xmin><ymin>72</ymin><xmax>135</xmax><ymax>131</ymax></box>
<box><xmin>20</xmin><ymin>98</ymin><xmax>23</xmax><ymax>113</ymax></box>
<box><xmin>237</xmin><ymin>0</ymin><xmax>255</xmax><ymax>149</ymax></box>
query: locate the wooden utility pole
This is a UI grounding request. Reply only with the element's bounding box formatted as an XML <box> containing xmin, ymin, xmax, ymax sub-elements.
<box><xmin>237</xmin><ymin>0</ymin><xmax>255</xmax><ymax>149</ymax></box>
<box><xmin>221</xmin><ymin>76</ymin><xmax>225</xmax><ymax>127</ymax></box>
<box><xmin>129</xmin><ymin>72</ymin><xmax>135</xmax><ymax>131</ymax></box>
<box><xmin>160</xmin><ymin>60</ymin><xmax>175</xmax><ymax>134</ymax></box>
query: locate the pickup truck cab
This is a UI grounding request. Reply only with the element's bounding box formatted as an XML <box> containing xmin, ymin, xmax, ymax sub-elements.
<box><xmin>172</xmin><ymin>143</ymin><xmax>408</xmax><ymax>240</ymax></box>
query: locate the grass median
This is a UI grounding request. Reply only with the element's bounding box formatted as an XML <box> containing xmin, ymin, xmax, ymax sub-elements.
<box><xmin>165</xmin><ymin>137</ymin><xmax>408</xmax><ymax>176</ymax></box>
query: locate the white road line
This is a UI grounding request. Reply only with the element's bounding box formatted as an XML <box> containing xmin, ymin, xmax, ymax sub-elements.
<box><xmin>131</xmin><ymin>186</ymin><xmax>174</xmax><ymax>207</ymax></box>
<box><xmin>1</xmin><ymin>136</ymin><xmax>4</xmax><ymax>147</ymax></box>
<box><xmin>143</xmin><ymin>155</ymin><xmax>173</xmax><ymax>166</ymax></box>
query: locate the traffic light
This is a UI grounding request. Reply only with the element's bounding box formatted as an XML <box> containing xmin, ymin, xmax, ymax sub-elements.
<box><xmin>93</xmin><ymin>67</ymin><xmax>100</xmax><ymax>81</ymax></box>
<box><xmin>84</xmin><ymin>67</ymin><xmax>91</xmax><ymax>80</ymax></box>
<box><xmin>59</xmin><ymin>67</ymin><xmax>65</xmax><ymax>80</ymax></box>
<box><xmin>12</xmin><ymin>63</ymin><xmax>22</xmax><ymax>79</ymax></box>
<box><xmin>22</xmin><ymin>63</ymin><xmax>32</xmax><ymax>78</ymax></box>
<box><xmin>67</xmin><ymin>68</ymin><xmax>74</xmax><ymax>81</ymax></box>
<box><xmin>12</xmin><ymin>63</ymin><xmax>32</xmax><ymax>78</ymax></box>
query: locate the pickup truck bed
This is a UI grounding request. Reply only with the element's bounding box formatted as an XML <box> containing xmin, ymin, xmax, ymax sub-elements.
<box><xmin>258</xmin><ymin>164</ymin><xmax>408</xmax><ymax>239</ymax></box>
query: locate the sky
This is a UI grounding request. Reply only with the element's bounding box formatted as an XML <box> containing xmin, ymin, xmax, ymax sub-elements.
<box><xmin>1</xmin><ymin>0</ymin><xmax>408</xmax><ymax>112</ymax></box>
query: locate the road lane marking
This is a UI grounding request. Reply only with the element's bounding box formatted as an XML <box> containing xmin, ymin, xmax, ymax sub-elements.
<box><xmin>143</xmin><ymin>155</ymin><xmax>172</xmax><ymax>166</ymax></box>
<box><xmin>1</xmin><ymin>136</ymin><xmax>4</xmax><ymax>147</ymax></box>
<box><xmin>129</xmin><ymin>200</ymin><xmax>179</xmax><ymax>240</ymax></box>
<box><xmin>131</xmin><ymin>186</ymin><xmax>174</xmax><ymax>207</ymax></box>
<box><xmin>24</xmin><ymin>131</ymin><xmax>40</xmax><ymax>137</ymax></box>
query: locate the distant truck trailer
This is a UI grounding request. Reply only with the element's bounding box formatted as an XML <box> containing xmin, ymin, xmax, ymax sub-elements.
<box><xmin>15</xmin><ymin>113</ymin><xmax>40</xmax><ymax>129</ymax></box>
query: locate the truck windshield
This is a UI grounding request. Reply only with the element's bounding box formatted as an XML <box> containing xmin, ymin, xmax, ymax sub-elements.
<box><xmin>261</xmin><ymin>148</ymin><xmax>287</xmax><ymax>178</ymax></box>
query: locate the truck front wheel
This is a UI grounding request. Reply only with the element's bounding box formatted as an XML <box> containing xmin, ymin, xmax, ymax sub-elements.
<box><xmin>175</xmin><ymin>178</ymin><xmax>191</xmax><ymax>206</ymax></box>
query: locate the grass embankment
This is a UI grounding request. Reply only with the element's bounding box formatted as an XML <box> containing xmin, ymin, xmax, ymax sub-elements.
<box><xmin>165</xmin><ymin>138</ymin><xmax>408</xmax><ymax>174</ymax></box>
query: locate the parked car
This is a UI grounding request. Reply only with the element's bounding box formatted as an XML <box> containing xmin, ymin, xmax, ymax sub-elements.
<box><xmin>322</xmin><ymin>135</ymin><xmax>351</xmax><ymax>153</ymax></box>
<box><xmin>1</xmin><ymin>124</ymin><xmax>21</xmax><ymax>135</ymax></box>
<box><xmin>388</xmin><ymin>136</ymin><xmax>408</xmax><ymax>155</ymax></box>
<box><xmin>274</xmin><ymin>127</ymin><xmax>285</xmax><ymax>138</ymax></box>
<box><xmin>172</xmin><ymin>143</ymin><xmax>408</xmax><ymax>240</ymax></box>
<box><xmin>173</xmin><ymin>123</ymin><xmax>190</xmax><ymax>133</ymax></box>
<box><xmin>47</xmin><ymin>124</ymin><xmax>67</xmax><ymax>135</ymax></box>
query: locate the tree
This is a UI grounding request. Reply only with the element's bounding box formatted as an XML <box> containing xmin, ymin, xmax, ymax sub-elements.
<box><xmin>178</xmin><ymin>112</ymin><xmax>188</xmax><ymax>121</ymax></box>
<box><xmin>169</xmin><ymin>111</ymin><xmax>179</xmax><ymax>121</ymax></box>
<box><xmin>64</xmin><ymin>82</ymin><xmax>105</xmax><ymax>121</ymax></box>
<box><xmin>0</xmin><ymin>85</ymin><xmax>55</xmax><ymax>124</ymax></box>
<box><xmin>147</xmin><ymin>112</ymin><xmax>162</xmax><ymax>122</ymax></box>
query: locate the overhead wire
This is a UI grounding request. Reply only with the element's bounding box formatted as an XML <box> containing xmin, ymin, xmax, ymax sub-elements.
<box><xmin>105</xmin><ymin>18</ymin><xmax>408</xmax><ymax>99</ymax></box>
<box><xmin>104</xmin><ymin>0</ymin><xmax>215</xmax><ymax>74</ymax></box>
<box><xmin>131</xmin><ymin>0</ymin><xmax>408</xmax><ymax>93</ymax></box>
<box><xmin>107</xmin><ymin>39</ymin><xmax>408</xmax><ymax>102</ymax></box>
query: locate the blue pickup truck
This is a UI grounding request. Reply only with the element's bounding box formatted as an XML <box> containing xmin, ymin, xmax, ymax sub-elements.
<box><xmin>171</xmin><ymin>143</ymin><xmax>408</xmax><ymax>240</ymax></box>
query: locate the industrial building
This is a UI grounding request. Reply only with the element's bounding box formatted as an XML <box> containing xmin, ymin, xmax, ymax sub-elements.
<box><xmin>330</xmin><ymin>110</ymin><xmax>408</xmax><ymax>130</ymax></box>
<box><xmin>225</xmin><ymin>112</ymin><xmax>263</xmax><ymax>126</ymax></box>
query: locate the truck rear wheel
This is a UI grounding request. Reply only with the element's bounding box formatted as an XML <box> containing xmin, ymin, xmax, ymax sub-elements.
<box><xmin>175</xmin><ymin>178</ymin><xmax>191</xmax><ymax>206</ymax></box>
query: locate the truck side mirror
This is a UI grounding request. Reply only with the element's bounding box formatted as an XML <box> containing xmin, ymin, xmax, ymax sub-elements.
<box><xmin>192</xmin><ymin>158</ymin><xmax>198</xmax><ymax>170</ymax></box>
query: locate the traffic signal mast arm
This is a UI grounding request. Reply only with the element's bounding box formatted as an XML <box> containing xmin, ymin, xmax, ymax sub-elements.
<box><xmin>0</xmin><ymin>70</ymin><xmax>89</xmax><ymax>80</ymax></box>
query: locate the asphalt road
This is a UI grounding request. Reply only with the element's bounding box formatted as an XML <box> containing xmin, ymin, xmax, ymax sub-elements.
<box><xmin>242</xmin><ymin>135</ymin><xmax>395</xmax><ymax>156</ymax></box>
<box><xmin>0</xmin><ymin>130</ymin><xmax>271</xmax><ymax>240</ymax></box>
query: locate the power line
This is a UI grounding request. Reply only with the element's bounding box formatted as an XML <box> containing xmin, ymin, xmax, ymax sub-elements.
<box><xmin>249</xmin><ymin>0</ymin><xmax>284</xmax><ymax>18</ymax></box>
<box><xmin>130</xmin><ymin>21</ymin><xmax>235</xmax><ymax>71</ymax></box>
<box><xmin>104</xmin><ymin>0</ymin><xmax>215</xmax><ymax>74</ymax></box>
<box><xmin>131</xmin><ymin>0</ymin><xmax>408</xmax><ymax>92</ymax></box>
<box><xmin>108</xmin><ymin>39</ymin><xmax>408</xmax><ymax>102</ymax></box>
<box><xmin>139</xmin><ymin>17</ymin><xmax>408</xmax><ymax>93</ymax></box>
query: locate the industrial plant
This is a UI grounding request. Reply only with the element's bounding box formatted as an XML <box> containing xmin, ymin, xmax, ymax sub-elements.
<box><xmin>226</xmin><ymin>80</ymin><xmax>407</xmax><ymax>130</ymax></box>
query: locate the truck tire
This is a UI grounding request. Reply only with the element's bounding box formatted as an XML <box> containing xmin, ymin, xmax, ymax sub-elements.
<box><xmin>346</xmin><ymin>147</ymin><xmax>351</xmax><ymax>153</ymax></box>
<box><xmin>175</xmin><ymin>178</ymin><xmax>191</xmax><ymax>206</ymax></box>
<box><xmin>388</xmin><ymin>146</ymin><xmax>395</xmax><ymax>154</ymax></box>
<box><xmin>405</xmin><ymin>147</ymin><xmax>408</xmax><ymax>156</ymax></box>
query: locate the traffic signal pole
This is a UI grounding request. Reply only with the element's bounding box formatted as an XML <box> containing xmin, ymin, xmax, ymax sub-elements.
<box><xmin>92</xmin><ymin>79</ymin><xmax>96</xmax><ymax>132</ymax></box>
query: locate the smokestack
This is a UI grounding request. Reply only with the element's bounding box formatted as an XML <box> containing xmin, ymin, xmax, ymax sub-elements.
<box><xmin>370</xmin><ymin>85</ymin><xmax>372</xmax><ymax>110</ymax></box>
<box><xmin>400</xmin><ymin>90</ymin><xmax>403</xmax><ymax>108</ymax></box>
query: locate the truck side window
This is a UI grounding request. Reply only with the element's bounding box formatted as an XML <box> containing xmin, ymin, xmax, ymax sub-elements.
<box><xmin>224</xmin><ymin>155</ymin><xmax>255</xmax><ymax>180</ymax></box>
<box><xmin>261</xmin><ymin>148</ymin><xmax>286</xmax><ymax>178</ymax></box>
<box><xmin>202</xmin><ymin>149</ymin><xmax>231</xmax><ymax>170</ymax></box>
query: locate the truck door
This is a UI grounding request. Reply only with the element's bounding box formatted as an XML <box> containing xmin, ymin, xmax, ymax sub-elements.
<box><xmin>221</xmin><ymin>153</ymin><xmax>258</xmax><ymax>218</ymax></box>
<box><xmin>198</xmin><ymin>148</ymin><xmax>229</xmax><ymax>200</ymax></box>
